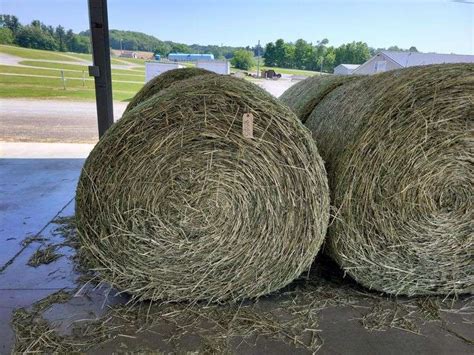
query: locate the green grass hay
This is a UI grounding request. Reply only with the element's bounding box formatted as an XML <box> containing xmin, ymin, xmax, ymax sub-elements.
<box><xmin>294</xmin><ymin>64</ymin><xmax>473</xmax><ymax>296</ymax></box>
<box><xmin>279</xmin><ymin>75</ymin><xmax>360</xmax><ymax>123</ymax></box>
<box><xmin>76</xmin><ymin>75</ymin><xmax>330</xmax><ymax>303</ymax></box>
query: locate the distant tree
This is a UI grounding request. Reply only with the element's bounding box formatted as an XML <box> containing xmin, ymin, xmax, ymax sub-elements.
<box><xmin>253</xmin><ymin>42</ymin><xmax>264</xmax><ymax>57</ymax></box>
<box><xmin>68</xmin><ymin>35</ymin><xmax>90</xmax><ymax>53</ymax></box>
<box><xmin>282</xmin><ymin>42</ymin><xmax>295</xmax><ymax>68</ymax></box>
<box><xmin>335</xmin><ymin>41</ymin><xmax>370</xmax><ymax>66</ymax></box>
<box><xmin>154</xmin><ymin>41</ymin><xmax>172</xmax><ymax>56</ymax></box>
<box><xmin>322</xmin><ymin>47</ymin><xmax>336</xmax><ymax>72</ymax></box>
<box><xmin>0</xmin><ymin>27</ymin><xmax>14</xmax><ymax>44</ymax></box>
<box><xmin>409</xmin><ymin>46</ymin><xmax>419</xmax><ymax>52</ymax></box>
<box><xmin>317</xmin><ymin>38</ymin><xmax>329</xmax><ymax>46</ymax></box>
<box><xmin>263</xmin><ymin>42</ymin><xmax>276</xmax><ymax>66</ymax></box>
<box><xmin>16</xmin><ymin>25</ymin><xmax>58</xmax><ymax>50</ymax></box>
<box><xmin>273</xmin><ymin>39</ymin><xmax>287</xmax><ymax>67</ymax></box>
<box><xmin>0</xmin><ymin>14</ymin><xmax>21</xmax><ymax>35</ymax></box>
<box><xmin>64</xmin><ymin>29</ymin><xmax>75</xmax><ymax>51</ymax></box>
<box><xmin>231</xmin><ymin>49</ymin><xmax>255</xmax><ymax>70</ymax></box>
<box><xmin>294</xmin><ymin>39</ymin><xmax>312</xmax><ymax>69</ymax></box>
<box><xmin>55</xmin><ymin>25</ymin><xmax>67</xmax><ymax>51</ymax></box>
<box><xmin>171</xmin><ymin>43</ymin><xmax>191</xmax><ymax>53</ymax></box>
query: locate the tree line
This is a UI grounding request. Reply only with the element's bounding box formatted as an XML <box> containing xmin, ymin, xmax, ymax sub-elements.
<box><xmin>0</xmin><ymin>15</ymin><xmax>90</xmax><ymax>53</ymax></box>
<box><xmin>0</xmin><ymin>14</ymin><xmax>418</xmax><ymax>73</ymax></box>
<box><xmin>262</xmin><ymin>38</ymin><xmax>418</xmax><ymax>72</ymax></box>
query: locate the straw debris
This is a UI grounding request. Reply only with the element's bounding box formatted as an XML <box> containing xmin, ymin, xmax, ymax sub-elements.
<box><xmin>11</xmin><ymin>258</ymin><xmax>473</xmax><ymax>353</ymax></box>
<box><xmin>76</xmin><ymin>75</ymin><xmax>330</xmax><ymax>303</ymax></box>
<box><xmin>27</xmin><ymin>244</ymin><xmax>62</xmax><ymax>267</ymax></box>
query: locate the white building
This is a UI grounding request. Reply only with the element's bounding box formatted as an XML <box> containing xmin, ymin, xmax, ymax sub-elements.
<box><xmin>353</xmin><ymin>51</ymin><xmax>474</xmax><ymax>75</ymax></box>
<box><xmin>334</xmin><ymin>64</ymin><xmax>360</xmax><ymax>75</ymax></box>
<box><xmin>145</xmin><ymin>62</ymin><xmax>184</xmax><ymax>82</ymax></box>
<box><xmin>196</xmin><ymin>60</ymin><xmax>230</xmax><ymax>75</ymax></box>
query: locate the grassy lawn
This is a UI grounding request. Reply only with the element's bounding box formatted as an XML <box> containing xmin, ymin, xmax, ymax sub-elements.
<box><xmin>114</xmin><ymin>57</ymin><xmax>147</xmax><ymax>66</ymax></box>
<box><xmin>0</xmin><ymin>45</ymin><xmax>80</xmax><ymax>62</ymax></box>
<box><xmin>0</xmin><ymin>65</ymin><xmax>144</xmax><ymax>82</ymax></box>
<box><xmin>65</xmin><ymin>52</ymin><xmax>138</xmax><ymax>66</ymax></box>
<box><xmin>14</xmin><ymin>61</ymin><xmax>144</xmax><ymax>77</ymax></box>
<box><xmin>0</xmin><ymin>68</ymin><xmax>142</xmax><ymax>101</ymax></box>
<box><xmin>0</xmin><ymin>45</ymin><xmax>147</xmax><ymax>101</ymax></box>
<box><xmin>20</xmin><ymin>60</ymin><xmax>143</xmax><ymax>74</ymax></box>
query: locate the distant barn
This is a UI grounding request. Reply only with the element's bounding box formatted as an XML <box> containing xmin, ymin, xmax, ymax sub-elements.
<box><xmin>353</xmin><ymin>51</ymin><xmax>474</xmax><ymax>75</ymax></box>
<box><xmin>168</xmin><ymin>53</ymin><xmax>214</xmax><ymax>62</ymax></box>
<box><xmin>120</xmin><ymin>50</ymin><xmax>138</xmax><ymax>58</ymax></box>
<box><xmin>334</xmin><ymin>64</ymin><xmax>360</xmax><ymax>75</ymax></box>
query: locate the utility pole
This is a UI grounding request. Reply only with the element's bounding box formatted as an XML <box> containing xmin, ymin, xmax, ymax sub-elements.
<box><xmin>256</xmin><ymin>40</ymin><xmax>260</xmax><ymax>78</ymax></box>
<box><xmin>88</xmin><ymin>0</ymin><xmax>114</xmax><ymax>137</ymax></box>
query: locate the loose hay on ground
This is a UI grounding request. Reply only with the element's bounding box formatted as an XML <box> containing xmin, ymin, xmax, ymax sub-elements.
<box><xmin>125</xmin><ymin>67</ymin><xmax>214</xmax><ymax>112</ymax></box>
<box><xmin>27</xmin><ymin>244</ymin><xmax>62</xmax><ymax>267</ymax></box>
<box><xmin>279</xmin><ymin>74</ymin><xmax>361</xmax><ymax>123</ymax></box>
<box><xmin>12</xmin><ymin>252</ymin><xmax>474</xmax><ymax>353</ymax></box>
<box><xmin>288</xmin><ymin>64</ymin><xmax>474</xmax><ymax>296</ymax></box>
<box><xmin>76</xmin><ymin>75</ymin><xmax>330</xmax><ymax>303</ymax></box>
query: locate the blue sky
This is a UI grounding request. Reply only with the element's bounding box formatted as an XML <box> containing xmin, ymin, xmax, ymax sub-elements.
<box><xmin>2</xmin><ymin>0</ymin><xmax>473</xmax><ymax>54</ymax></box>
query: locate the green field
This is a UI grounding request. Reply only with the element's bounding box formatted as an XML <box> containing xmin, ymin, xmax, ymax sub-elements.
<box><xmin>1</xmin><ymin>65</ymin><xmax>144</xmax><ymax>82</ymax></box>
<box><xmin>0</xmin><ymin>45</ymin><xmax>80</xmax><ymax>62</ymax></box>
<box><xmin>0</xmin><ymin>45</ymin><xmax>145</xmax><ymax>101</ymax></box>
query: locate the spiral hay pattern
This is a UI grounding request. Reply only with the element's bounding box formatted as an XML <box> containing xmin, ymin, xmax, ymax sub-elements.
<box><xmin>125</xmin><ymin>67</ymin><xmax>214</xmax><ymax>112</ymax></box>
<box><xmin>279</xmin><ymin>75</ymin><xmax>360</xmax><ymax>123</ymax></box>
<box><xmin>76</xmin><ymin>75</ymin><xmax>330</xmax><ymax>302</ymax></box>
<box><xmin>296</xmin><ymin>64</ymin><xmax>473</xmax><ymax>296</ymax></box>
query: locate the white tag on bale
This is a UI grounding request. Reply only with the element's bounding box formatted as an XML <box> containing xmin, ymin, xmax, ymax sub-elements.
<box><xmin>242</xmin><ymin>113</ymin><xmax>254</xmax><ymax>138</ymax></box>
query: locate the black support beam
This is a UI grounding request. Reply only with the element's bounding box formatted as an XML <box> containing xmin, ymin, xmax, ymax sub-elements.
<box><xmin>88</xmin><ymin>0</ymin><xmax>114</xmax><ymax>137</ymax></box>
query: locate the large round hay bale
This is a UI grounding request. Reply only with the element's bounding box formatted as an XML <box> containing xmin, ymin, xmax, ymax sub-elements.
<box><xmin>125</xmin><ymin>67</ymin><xmax>214</xmax><ymax>112</ymax></box>
<box><xmin>279</xmin><ymin>75</ymin><xmax>360</xmax><ymax>123</ymax></box>
<box><xmin>76</xmin><ymin>75</ymin><xmax>330</xmax><ymax>302</ymax></box>
<box><xmin>303</xmin><ymin>64</ymin><xmax>474</xmax><ymax>296</ymax></box>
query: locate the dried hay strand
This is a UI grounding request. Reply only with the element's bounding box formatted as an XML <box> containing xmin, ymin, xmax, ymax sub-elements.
<box><xmin>302</xmin><ymin>64</ymin><xmax>474</xmax><ymax>296</ymax></box>
<box><xmin>125</xmin><ymin>67</ymin><xmax>214</xmax><ymax>112</ymax></box>
<box><xmin>279</xmin><ymin>74</ymin><xmax>361</xmax><ymax>123</ymax></box>
<box><xmin>76</xmin><ymin>75</ymin><xmax>330</xmax><ymax>303</ymax></box>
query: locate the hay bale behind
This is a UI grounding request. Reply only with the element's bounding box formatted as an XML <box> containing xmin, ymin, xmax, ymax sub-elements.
<box><xmin>304</xmin><ymin>64</ymin><xmax>474</xmax><ymax>295</ymax></box>
<box><xmin>76</xmin><ymin>75</ymin><xmax>330</xmax><ymax>303</ymax></box>
<box><xmin>125</xmin><ymin>67</ymin><xmax>214</xmax><ymax>112</ymax></box>
<box><xmin>279</xmin><ymin>75</ymin><xmax>360</xmax><ymax>123</ymax></box>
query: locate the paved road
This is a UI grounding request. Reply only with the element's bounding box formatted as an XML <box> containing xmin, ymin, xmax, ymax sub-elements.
<box><xmin>0</xmin><ymin>76</ymin><xmax>295</xmax><ymax>144</ymax></box>
<box><xmin>0</xmin><ymin>99</ymin><xmax>127</xmax><ymax>143</ymax></box>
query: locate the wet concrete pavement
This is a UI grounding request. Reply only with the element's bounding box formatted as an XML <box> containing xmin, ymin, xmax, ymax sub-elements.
<box><xmin>0</xmin><ymin>152</ymin><xmax>472</xmax><ymax>354</ymax></box>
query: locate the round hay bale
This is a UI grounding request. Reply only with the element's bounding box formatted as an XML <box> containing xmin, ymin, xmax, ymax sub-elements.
<box><xmin>125</xmin><ymin>67</ymin><xmax>214</xmax><ymax>112</ymax></box>
<box><xmin>76</xmin><ymin>75</ymin><xmax>330</xmax><ymax>302</ymax></box>
<box><xmin>304</xmin><ymin>64</ymin><xmax>474</xmax><ymax>296</ymax></box>
<box><xmin>279</xmin><ymin>75</ymin><xmax>360</xmax><ymax>123</ymax></box>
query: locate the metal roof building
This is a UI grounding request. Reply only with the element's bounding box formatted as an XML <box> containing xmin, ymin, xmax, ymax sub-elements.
<box><xmin>353</xmin><ymin>51</ymin><xmax>474</xmax><ymax>75</ymax></box>
<box><xmin>334</xmin><ymin>64</ymin><xmax>360</xmax><ymax>75</ymax></box>
<box><xmin>168</xmin><ymin>53</ymin><xmax>215</xmax><ymax>61</ymax></box>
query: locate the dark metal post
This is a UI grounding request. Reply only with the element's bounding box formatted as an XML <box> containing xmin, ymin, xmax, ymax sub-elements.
<box><xmin>88</xmin><ymin>0</ymin><xmax>114</xmax><ymax>137</ymax></box>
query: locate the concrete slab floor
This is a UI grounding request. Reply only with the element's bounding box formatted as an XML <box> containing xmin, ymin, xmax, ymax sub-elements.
<box><xmin>0</xmin><ymin>157</ymin><xmax>472</xmax><ymax>354</ymax></box>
